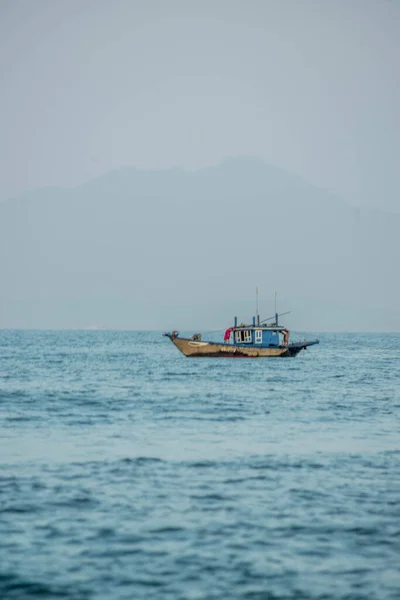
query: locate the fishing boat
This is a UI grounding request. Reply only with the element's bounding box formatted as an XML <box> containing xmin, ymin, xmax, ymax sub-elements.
<box><xmin>164</xmin><ymin>304</ymin><xmax>319</xmax><ymax>358</ymax></box>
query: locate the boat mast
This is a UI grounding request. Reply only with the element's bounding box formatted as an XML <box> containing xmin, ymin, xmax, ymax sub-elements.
<box><xmin>275</xmin><ymin>291</ymin><xmax>278</xmax><ymax>326</ymax></box>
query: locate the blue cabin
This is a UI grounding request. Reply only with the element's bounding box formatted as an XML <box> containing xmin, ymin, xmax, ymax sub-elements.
<box><xmin>230</xmin><ymin>314</ymin><xmax>289</xmax><ymax>348</ymax></box>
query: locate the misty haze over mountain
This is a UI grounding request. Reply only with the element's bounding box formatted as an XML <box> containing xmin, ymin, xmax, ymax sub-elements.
<box><xmin>1</xmin><ymin>1</ymin><xmax>399</xmax><ymax>331</ymax></box>
<box><xmin>1</xmin><ymin>157</ymin><xmax>399</xmax><ymax>332</ymax></box>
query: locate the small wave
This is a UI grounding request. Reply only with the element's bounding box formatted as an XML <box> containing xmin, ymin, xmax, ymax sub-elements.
<box><xmin>149</xmin><ymin>526</ymin><xmax>185</xmax><ymax>534</ymax></box>
<box><xmin>0</xmin><ymin>504</ymin><xmax>40</xmax><ymax>515</ymax></box>
<box><xmin>187</xmin><ymin>461</ymin><xmax>218</xmax><ymax>469</ymax></box>
<box><xmin>0</xmin><ymin>572</ymin><xmax>69</xmax><ymax>598</ymax></box>
<box><xmin>119</xmin><ymin>456</ymin><xmax>165</xmax><ymax>465</ymax></box>
<box><xmin>190</xmin><ymin>493</ymin><xmax>234</xmax><ymax>502</ymax></box>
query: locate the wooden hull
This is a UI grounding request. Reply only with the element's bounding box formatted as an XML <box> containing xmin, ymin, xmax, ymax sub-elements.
<box><xmin>165</xmin><ymin>334</ymin><xmax>318</xmax><ymax>358</ymax></box>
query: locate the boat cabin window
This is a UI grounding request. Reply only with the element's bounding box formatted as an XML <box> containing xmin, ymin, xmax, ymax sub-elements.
<box><xmin>255</xmin><ymin>330</ymin><xmax>262</xmax><ymax>344</ymax></box>
<box><xmin>235</xmin><ymin>330</ymin><xmax>252</xmax><ymax>343</ymax></box>
<box><xmin>244</xmin><ymin>330</ymin><xmax>252</xmax><ymax>343</ymax></box>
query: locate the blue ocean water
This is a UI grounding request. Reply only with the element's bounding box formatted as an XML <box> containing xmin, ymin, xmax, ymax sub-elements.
<box><xmin>0</xmin><ymin>330</ymin><xmax>399</xmax><ymax>600</ymax></box>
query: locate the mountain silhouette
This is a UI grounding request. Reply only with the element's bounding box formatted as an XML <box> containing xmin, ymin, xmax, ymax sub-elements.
<box><xmin>0</xmin><ymin>157</ymin><xmax>399</xmax><ymax>331</ymax></box>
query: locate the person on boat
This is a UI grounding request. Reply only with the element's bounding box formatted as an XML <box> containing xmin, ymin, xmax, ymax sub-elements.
<box><xmin>282</xmin><ymin>329</ymin><xmax>290</xmax><ymax>346</ymax></box>
<box><xmin>224</xmin><ymin>328</ymin><xmax>232</xmax><ymax>344</ymax></box>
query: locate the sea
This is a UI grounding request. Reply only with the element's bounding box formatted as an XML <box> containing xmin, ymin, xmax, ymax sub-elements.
<box><xmin>0</xmin><ymin>330</ymin><xmax>399</xmax><ymax>600</ymax></box>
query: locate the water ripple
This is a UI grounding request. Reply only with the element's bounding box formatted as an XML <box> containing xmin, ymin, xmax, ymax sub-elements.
<box><xmin>0</xmin><ymin>330</ymin><xmax>399</xmax><ymax>599</ymax></box>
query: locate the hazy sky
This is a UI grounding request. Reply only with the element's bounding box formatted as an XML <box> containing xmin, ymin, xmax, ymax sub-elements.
<box><xmin>1</xmin><ymin>0</ymin><xmax>399</xmax><ymax>211</ymax></box>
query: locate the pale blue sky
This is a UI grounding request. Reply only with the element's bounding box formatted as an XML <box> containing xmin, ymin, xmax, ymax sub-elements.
<box><xmin>1</xmin><ymin>0</ymin><xmax>399</xmax><ymax>211</ymax></box>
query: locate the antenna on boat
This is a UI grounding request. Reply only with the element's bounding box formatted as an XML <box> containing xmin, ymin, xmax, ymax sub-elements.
<box><xmin>275</xmin><ymin>291</ymin><xmax>278</xmax><ymax>325</ymax></box>
<box><xmin>256</xmin><ymin>287</ymin><xmax>259</xmax><ymax>325</ymax></box>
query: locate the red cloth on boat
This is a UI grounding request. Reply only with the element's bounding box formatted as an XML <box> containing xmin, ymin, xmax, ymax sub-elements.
<box><xmin>224</xmin><ymin>328</ymin><xmax>232</xmax><ymax>341</ymax></box>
